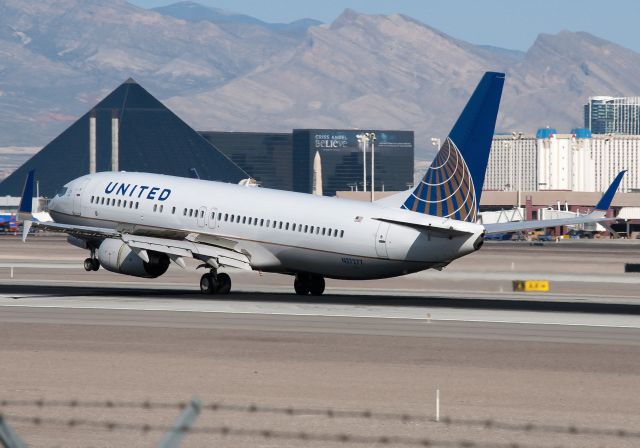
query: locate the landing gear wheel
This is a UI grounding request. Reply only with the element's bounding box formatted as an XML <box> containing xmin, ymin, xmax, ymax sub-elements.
<box><xmin>83</xmin><ymin>258</ymin><xmax>94</xmax><ymax>272</ymax></box>
<box><xmin>294</xmin><ymin>275</ymin><xmax>310</xmax><ymax>296</ymax></box>
<box><xmin>90</xmin><ymin>258</ymin><xmax>100</xmax><ymax>271</ymax></box>
<box><xmin>200</xmin><ymin>273</ymin><xmax>218</xmax><ymax>294</ymax></box>
<box><xmin>309</xmin><ymin>276</ymin><xmax>325</xmax><ymax>296</ymax></box>
<box><xmin>216</xmin><ymin>273</ymin><xmax>231</xmax><ymax>294</ymax></box>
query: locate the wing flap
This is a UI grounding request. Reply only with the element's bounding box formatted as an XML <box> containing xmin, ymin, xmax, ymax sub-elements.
<box><xmin>122</xmin><ymin>234</ymin><xmax>252</xmax><ymax>271</ymax></box>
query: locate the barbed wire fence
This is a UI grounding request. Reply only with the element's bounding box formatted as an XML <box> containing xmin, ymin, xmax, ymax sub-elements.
<box><xmin>1</xmin><ymin>398</ymin><xmax>639</xmax><ymax>447</ymax></box>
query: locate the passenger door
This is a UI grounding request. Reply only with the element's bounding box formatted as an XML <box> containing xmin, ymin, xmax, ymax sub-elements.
<box><xmin>72</xmin><ymin>178</ymin><xmax>91</xmax><ymax>216</ymax></box>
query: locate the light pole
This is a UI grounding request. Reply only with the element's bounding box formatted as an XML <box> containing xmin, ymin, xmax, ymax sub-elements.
<box><xmin>512</xmin><ymin>132</ymin><xmax>523</xmax><ymax>208</ymax></box>
<box><xmin>365</xmin><ymin>132</ymin><xmax>376</xmax><ymax>202</ymax></box>
<box><xmin>357</xmin><ymin>134</ymin><xmax>368</xmax><ymax>193</ymax></box>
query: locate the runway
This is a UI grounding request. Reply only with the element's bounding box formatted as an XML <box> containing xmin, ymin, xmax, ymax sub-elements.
<box><xmin>2</xmin><ymin>236</ymin><xmax>640</xmax><ymax>447</ymax></box>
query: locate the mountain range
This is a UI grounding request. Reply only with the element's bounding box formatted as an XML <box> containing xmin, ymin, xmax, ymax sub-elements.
<box><xmin>1</xmin><ymin>0</ymin><xmax>640</xmax><ymax>160</ymax></box>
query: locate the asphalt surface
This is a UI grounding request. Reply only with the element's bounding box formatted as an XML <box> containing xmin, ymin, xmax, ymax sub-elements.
<box><xmin>1</xmin><ymin>235</ymin><xmax>640</xmax><ymax>447</ymax></box>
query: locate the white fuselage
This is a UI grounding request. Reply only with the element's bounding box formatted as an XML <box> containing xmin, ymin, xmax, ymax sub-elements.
<box><xmin>48</xmin><ymin>172</ymin><xmax>484</xmax><ymax>279</ymax></box>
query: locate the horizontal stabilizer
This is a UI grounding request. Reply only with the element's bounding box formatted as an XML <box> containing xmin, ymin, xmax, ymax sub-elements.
<box><xmin>373</xmin><ymin>217</ymin><xmax>473</xmax><ymax>238</ymax></box>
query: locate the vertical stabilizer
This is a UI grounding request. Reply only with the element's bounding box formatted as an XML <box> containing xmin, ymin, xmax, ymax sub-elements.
<box><xmin>403</xmin><ymin>72</ymin><xmax>505</xmax><ymax>221</ymax></box>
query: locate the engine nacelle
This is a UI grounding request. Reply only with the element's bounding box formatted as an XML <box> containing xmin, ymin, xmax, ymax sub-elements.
<box><xmin>97</xmin><ymin>239</ymin><xmax>170</xmax><ymax>278</ymax></box>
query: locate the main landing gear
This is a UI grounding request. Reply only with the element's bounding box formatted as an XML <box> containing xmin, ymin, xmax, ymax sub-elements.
<box><xmin>83</xmin><ymin>250</ymin><xmax>100</xmax><ymax>272</ymax></box>
<box><xmin>294</xmin><ymin>273</ymin><xmax>325</xmax><ymax>296</ymax></box>
<box><xmin>200</xmin><ymin>271</ymin><xmax>232</xmax><ymax>295</ymax></box>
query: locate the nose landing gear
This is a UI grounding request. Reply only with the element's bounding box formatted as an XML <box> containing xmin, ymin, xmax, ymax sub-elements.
<box><xmin>83</xmin><ymin>250</ymin><xmax>100</xmax><ymax>271</ymax></box>
<box><xmin>294</xmin><ymin>273</ymin><xmax>325</xmax><ymax>296</ymax></box>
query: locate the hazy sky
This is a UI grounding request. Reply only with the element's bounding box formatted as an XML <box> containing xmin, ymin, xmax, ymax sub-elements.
<box><xmin>131</xmin><ymin>0</ymin><xmax>640</xmax><ymax>53</ymax></box>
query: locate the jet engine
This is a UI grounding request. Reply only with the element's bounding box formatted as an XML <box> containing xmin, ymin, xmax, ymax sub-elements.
<box><xmin>97</xmin><ymin>239</ymin><xmax>170</xmax><ymax>278</ymax></box>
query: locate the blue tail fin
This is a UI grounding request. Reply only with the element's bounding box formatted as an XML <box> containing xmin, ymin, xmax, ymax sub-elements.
<box><xmin>402</xmin><ymin>72</ymin><xmax>505</xmax><ymax>221</ymax></box>
<box><xmin>18</xmin><ymin>170</ymin><xmax>34</xmax><ymax>219</ymax></box>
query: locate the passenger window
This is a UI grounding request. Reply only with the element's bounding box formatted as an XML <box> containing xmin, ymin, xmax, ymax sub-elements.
<box><xmin>322</xmin><ymin>228</ymin><xmax>326</xmax><ymax>235</ymax></box>
<box><xmin>153</xmin><ymin>204</ymin><xmax>157</xmax><ymax>212</ymax></box>
<box><xmin>310</xmin><ymin>226</ymin><xmax>314</xmax><ymax>233</ymax></box>
<box><xmin>304</xmin><ymin>225</ymin><xmax>308</xmax><ymax>233</ymax></box>
<box><xmin>200</xmin><ymin>210</ymin><xmax>204</xmax><ymax>218</ymax></box>
<box><xmin>117</xmin><ymin>199</ymin><xmax>121</xmax><ymax>207</ymax></box>
<box><xmin>285</xmin><ymin>223</ymin><xmax>289</xmax><ymax>230</ymax></box>
<box><xmin>334</xmin><ymin>229</ymin><xmax>338</xmax><ymax>237</ymax></box>
<box><xmin>279</xmin><ymin>222</ymin><xmax>283</xmax><ymax>229</ymax></box>
<box><xmin>101</xmin><ymin>198</ymin><xmax>105</xmax><ymax>205</ymax></box>
<box><xmin>217</xmin><ymin>213</ymin><xmax>222</xmax><ymax>221</ymax></box>
<box><xmin>242</xmin><ymin>216</ymin><xmax>247</xmax><ymax>224</ymax></box>
<box><xmin>183</xmin><ymin>208</ymin><xmax>187</xmax><ymax>216</ymax></box>
<box><xmin>90</xmin><ymin>196</ymin><xmax>94</xmax><ymax>203</ymax></box>
<box><xmin>224</xmin><ymin>214</ymin><xmax>228</xmax><ymax>221</ymax></box>
<box><xmin>292</xmin><ymin>223</ymin><xmax>296</xmax><ymax>231</ymax></box>
<box><xmin>272</xmin><ymin>221</ymin><xmax>276</xmax><ymax>229</ymax></box>
<box><xmin>172</xmin><ymin>207</ymin><xmax>176</xmax><ymax>214</ymax></box>
<box><xmin>211</xmin><ymin>211</ymin><xmax>215</xmax><ymax>219</ymax></box>
<box><xmin>130</xmin><ymin>201</ymin><xmax>133</xmax><ymax>208</ymax></box>
<box><xmin>135</xmin><ymin>202</ymin><xmax>139</xmax><ymax>209</ymax></box>
<box><xmin>189</xmin><ymin>209</ymin><xmax>193</xmax><ymax>217</ymax></box>
<box><xmin>340</xmin><ymin>230</ymin><xmax>344</xmax><ymax>238</ymax></box>
<box><xmin>259</xmin><ymin>219</ymin><xmax>264</xmax><ymax>226</ymax></box>
<box><xmin>316</xmin><ymin>227</ymin><xmax>320</xmax><ymax>235</ymax></box>
<box><xmin>160</xmin><ymin>205</ymin><xmax>164</xmax><ymax>213</ymax></box>
<box><xmin>266</xmin><ymin>219</ymin><xmax>270</xmax><ymax>227</ymax></box>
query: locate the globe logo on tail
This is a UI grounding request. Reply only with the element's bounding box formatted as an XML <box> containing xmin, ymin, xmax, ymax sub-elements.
<box><xmin>402</xmin><ymin>138</ymin><xmax>477</xmax><ymax>222</ymax></box>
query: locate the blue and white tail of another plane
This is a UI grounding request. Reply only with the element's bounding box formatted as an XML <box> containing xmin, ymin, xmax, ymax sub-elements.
<box><xmin>402</xmin><ymin>72</ymin><xmax>505</xmax><ymax>222</ymax></box>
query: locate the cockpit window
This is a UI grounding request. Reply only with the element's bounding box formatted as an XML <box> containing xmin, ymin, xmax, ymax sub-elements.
<box><xmin>56</xmin><ymin>186</ymin><xmax>68</xmax><ymax>197</ymax></box>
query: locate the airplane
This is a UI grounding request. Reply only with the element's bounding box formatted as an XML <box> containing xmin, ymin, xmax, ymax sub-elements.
<box><xmin>0</xmin><ymin>213</ymin><xmax>18</xmax><ymax>232</ymax></box>
<box><xmin>17</xmin><ymin>72</ymin><xmax>625</xmax><ymax>295</ymax></box>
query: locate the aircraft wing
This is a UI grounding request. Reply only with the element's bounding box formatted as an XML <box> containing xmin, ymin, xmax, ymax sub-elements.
<box><xmin>121</xmin><ymin>234</ymin><xmax>251</xmax><ymax>271</ymax></box>
<box><xmin>483</xmin><ymin>171</ymin><xmax>625</xmax><ymax>235</ymax></box>
<box><xmin>23</xmin><ymin>219</ymin><xmax>252</xmax><ymax>271</ymax></box>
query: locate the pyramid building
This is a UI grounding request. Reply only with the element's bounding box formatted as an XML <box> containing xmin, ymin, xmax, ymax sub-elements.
<box><xmin>0</xmin><ymin>79</ymin><xmax>249</xmax><ymax>197</ymax></box>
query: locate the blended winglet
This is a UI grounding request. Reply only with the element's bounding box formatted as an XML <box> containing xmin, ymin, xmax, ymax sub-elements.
<box><xmin>595</xmin><ymin>170</ymin><xmax>626</xmax><ymax>211</ymax></box>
